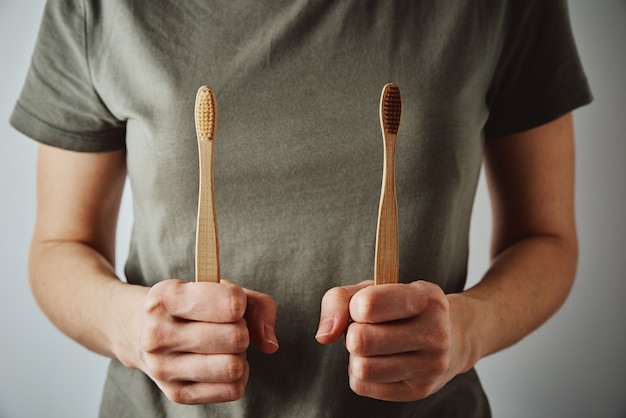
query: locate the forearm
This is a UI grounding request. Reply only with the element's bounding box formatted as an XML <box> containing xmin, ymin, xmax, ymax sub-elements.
<box><xmin>28</xmin><ymin>146</ymin><xmax>144</xmax><ymax>362</ymax></box>
<box><xmin>449</xmin><ymin>233</ymin><xmax>577</xmax><ymax>371</ymax></box>
<box><xmin>29</xmin><ymin>239</ymin><xmax>146</xmax><ymax>361</ymax></box>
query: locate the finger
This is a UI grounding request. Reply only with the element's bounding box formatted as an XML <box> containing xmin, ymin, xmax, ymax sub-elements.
<box><xmin>316</xmin><ymin>280</ymin><xmax>373</xmax><ymax>344</ymax></box>
<box><xmin>348</xmin><ymin>351</ymin><xmax>449</xmax><ymax>384</ymax></box>
<box><xmin>156</xmin><ymin>361</ymin><xmax>250</xmax><ymax>404</ymax></box>
<box><xmin>146</xmin><ymin>352</ymin><xmax>247</xmax><ymax>385</ymax></box>
<box><xmin>146</xmin><ymin>279</ymin><xmax>247</xmax><ymax>323</ymax></box>
<box><xmin>348</xmin><ymin>373</ymin><xmax>444</xmax><ymax>403</ymax></box>
<box><xmin>243</xmin><ymin>288</ymin><xmax>279</xmax><ymax>353</ymax></box>
<box><xmin>141</xmin><ymin>318</ymin><xmax>249</xmax><ymax>354</ymax></box>
<box><xmin>349</xmin><ymin>280</ymin><xmax>445</xmax><ymax>323</ymax></box>
<box><xmin>345</xmin><ymin>316</ymin><xmax>451</xmax><ymax>356</ymax></box>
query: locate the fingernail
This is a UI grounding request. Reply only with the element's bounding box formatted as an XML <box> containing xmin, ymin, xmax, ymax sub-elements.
<box><xmin>315</xmin><ymin>316</ymin><xmax>335</xmax><ymax>339</ymax></box>
<box><xmin>264</xmin><ymin>323</ymin><xmax>279</xmax><ymax>348</ymax></box>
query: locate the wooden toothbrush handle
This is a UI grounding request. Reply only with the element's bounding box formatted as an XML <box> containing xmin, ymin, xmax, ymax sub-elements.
<box><xmin>374</xmin><ymin>134</ymin><xmax>399</xmax><ymax>285</ymax></box>
<box><xmin>196</xmin><ymin>139</ymin><xmax>220</xmax><ymax>282</ymax></box>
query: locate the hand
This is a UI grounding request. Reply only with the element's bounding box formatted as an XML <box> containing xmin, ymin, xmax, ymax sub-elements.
<box><xmin>316</xmin><ymin>280</ymin><xmax>472</xmax><ymax>402</ymax></box>
<box><xmin>119</xmin><ymin>279</ymin><xmax>279</xmax><ymax>404</ymax></box>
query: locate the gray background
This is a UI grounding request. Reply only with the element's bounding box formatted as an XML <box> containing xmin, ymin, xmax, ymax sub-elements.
<box><xmin>1</xmin><ymin>1</ymin><xmax>624</xmax><ymax>417</ymax></box>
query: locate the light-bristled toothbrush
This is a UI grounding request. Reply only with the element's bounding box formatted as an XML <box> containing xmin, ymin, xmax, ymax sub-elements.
<box><xmin>374</xmin><ymin>83</ymin><xmax>401</xmax><ymax>285</ymax></box>
<box><xmin>194</xmin><ymin>85</ymin><xmax>220</xmax><ymax>283</ymax></box>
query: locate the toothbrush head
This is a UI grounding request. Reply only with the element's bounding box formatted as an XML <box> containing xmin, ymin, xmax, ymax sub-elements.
<box><xmin>195</xmin><ymin>85</ymin><xmax>217</xmax><ymax>142</ymax></box>
<box><xmin>380</xmin><ymin>83</ymin><xmax>401</xmax><ymax>135</ymax></box>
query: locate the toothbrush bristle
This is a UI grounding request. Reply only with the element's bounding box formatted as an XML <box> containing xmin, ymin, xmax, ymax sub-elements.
<box><xmin>381</xmin><ymin>83</ymin><xmax>401</xmax><ymax>135</ymax></box>
<box><xmin>195</xmin><ymin>86</ymin><xmax>216</xmax><ymax>142</ymax></box>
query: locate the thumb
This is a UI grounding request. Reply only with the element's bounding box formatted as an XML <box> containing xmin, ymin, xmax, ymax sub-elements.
<box><xmin>243</xmin><ymin>288</ymin><xmax>279</xmax><ymax>354</ymax></box>
<box><xmin>316</xmin><ymin>280</ymin><xmax>373</xmax><ymax>345</ymax></box>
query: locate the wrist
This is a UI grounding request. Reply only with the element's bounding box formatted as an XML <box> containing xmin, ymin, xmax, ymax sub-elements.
<box><xmin>106</xmin><ymin>280</ymin><xmax>149</xmax><ymax>370</ymax></box>
<box><xmin>446</xmin><ymin>292</ymin><xmax>485</xmax><ymax>374</ymax></box>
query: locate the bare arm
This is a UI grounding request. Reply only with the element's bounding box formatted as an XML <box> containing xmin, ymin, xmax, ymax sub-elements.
<box><xmin>317</xmin><ymin>113</ymin><xmax>578</xmax><ymax>401</ymax></box>
<box><xmin>29</xmin><ymin>144</ymin><xmax>134</xmax><ymax>357</ymax></box>
<box><xmin>451</xmin><ymin>112</ymin><xmax>578</xmax><ymax>363</ymax></box>
<box><xmin>30</xmin><ymin>144</ymin><xmax>278</xmax><ymax>404</ymax></box>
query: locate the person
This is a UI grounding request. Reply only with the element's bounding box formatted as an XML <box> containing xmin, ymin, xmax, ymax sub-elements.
<box><xmin>10</xmin><ymin>0</ymin><xmax>592</xmax><ymax>416</ymax></box>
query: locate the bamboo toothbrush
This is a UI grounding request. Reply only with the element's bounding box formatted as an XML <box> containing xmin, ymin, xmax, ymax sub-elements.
<box><xmin>374</xmin><ymin>83</ymin><xmax>401</xmax><ymax>285</ymax></box>
<box><xmin>195</xmin><ymin>85</ymin><xmax>220</xmax><ymax>283</ymax></box>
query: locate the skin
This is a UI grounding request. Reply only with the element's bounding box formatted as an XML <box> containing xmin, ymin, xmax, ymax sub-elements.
<box><xmin>316</xmin><ymin>113</ymin><xmax>578</xmax><ymax>400</ymax></box>
<box><xmin>29</xmin><ymin>113</ymin><xmax>577</xmax><ymax>404</ymax></box>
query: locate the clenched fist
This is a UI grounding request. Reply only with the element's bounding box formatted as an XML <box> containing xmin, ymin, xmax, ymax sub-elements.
<box><xmin>118</xmin><ymin>279</ymin><xmax>279</xmax><ymax>404</ymax></box>
<box><xmin>316</xmin><ymin>280</ymin><xmax>472</xmax><ymax>402</ymax></box>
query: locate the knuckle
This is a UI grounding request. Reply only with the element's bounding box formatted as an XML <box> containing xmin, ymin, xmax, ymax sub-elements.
<box><xmin>221</xmin><ymin>361</ymin><xmax>248</xmax><ymax>402</ymax></box>
<box><xmin>350</xmin><ymin>291</ymin><xmax>377</xmax><ymax>322</ymax></box>
<box><xmin>144</xmin><ymin>287</ymin><xmax>166</xmax><ymax>314</ymax></box>
<box><xmin>229</xmin><ymin>323</ymin><xmax>250</xmax><ymax>353</ymax></box>
<box><xmin>226</xmin><ymin>380</ymin><xmax>247</xmax><ymax>401</ymax></box>
<box><xmin>141</xmin><ymin>319</ymin><xmax>167</xmax><ymax>352</ymax></box>
<box><xmin>426</xmin><ymin>326</ymin><xmax>452</xmax><ymax>352</ymax></box>
<box><xmin>426</xmin><ymin>355</ymin><xmax>450</xmax><ymax>375</ymax></box>
<box><xmin>162</xmin><ymin>386</ymin><xmax>179</xmax><ymax>403</ymax></box>
<box><xmin>151</xmin><ymin>368</ymin><xmax>169</xmax><ymax>383</ymax></box>
<box><xmin>326</xmin><ymin>286</ymin><xmax>349</xmax><ymax>300</ymax></box>
<box><xmin>345</xmin><ymin>324</ymin><xmax>366</xmax><ymax>354</ymax></box>
<box><xmin>348</xmin><ymin>374</ymin><xmax>367</xmax><ymax>397</ymax></box>
<box><xmin>223</xmin><ymin>355</ymin><xmax>246</xmax><ymax>382</ymax></box>
<box><xmin>411</xmin><ymin>281</ymin><xmax>448</xmax><ymax>310</ymax></box>
<box><xmin>349</xmin><ymin>356</ymin><xmax>371</xmax><ymax>380</ymax></box>
<box><xmin>424</xmin><ymin>284</ymin><xmax>448</xmax><ymax>310</ymax></box>
<box><xmin>431</xmin><ymin>294</ymin><xmax>449</xmax><ymax>313</ymax></box>
<box><xmin>418</xmin><ymin>349</ymin><xmax>450</xmax><ymax>377</ymax></box>
<box><xmin>228</xmin><ymin>287</ymin><xmax>247</xmax><ymax>320</ymax></box>
<box><xmin>405</xmin><ymin>377</ymin><xmax>446</xmax><ymax>401</ymax></box>
<box><xmin>145</xmin><ymin>280</ymin><xmax>182</xmax><ymax>314</ymax></box>
<box><xmin>166</xmin><ymin>385</ymin><xmax>193</xmax><ymax>404</ymax></box>
<box><xmin>322</xmin><ymin>286</ymin><xmax>351</xmax><ymax>310</ymax></box>
<box><xmin>406</xmin><ymin>381</ymin><xmax>431</xmax><ymax>400</ymax></box>
<box><xmin>146</xmin><ymin>357</ymin><xmax>171</xmax><ymax>382</ymax></box>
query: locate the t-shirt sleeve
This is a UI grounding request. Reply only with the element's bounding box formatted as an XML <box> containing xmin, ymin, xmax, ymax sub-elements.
<box><xmin>9</xmin><ymin>0</ymin><xmax>126</xmax><ymax>152</ymax></box>
<box><xmin>484</xmin><ymin>0</ymin><xmax>592</xmax><ymax>139</ymax></box>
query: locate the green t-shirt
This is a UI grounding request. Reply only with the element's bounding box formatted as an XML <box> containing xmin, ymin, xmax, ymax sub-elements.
<box><xmin>11</xmin><ymin>0</ymin><xmax>591</xmax><ymax>416</ymax></box>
